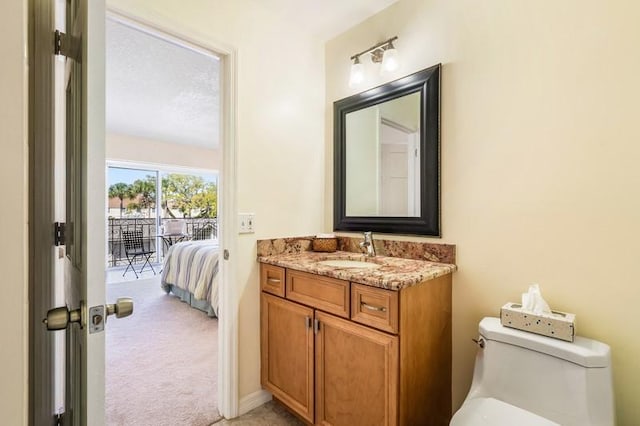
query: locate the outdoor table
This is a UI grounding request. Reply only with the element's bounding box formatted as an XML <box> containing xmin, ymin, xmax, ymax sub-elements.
<box><xmin>158</xmin><ymin>233</ymin><xmax>190</xmax><ymax>252</ymax></box>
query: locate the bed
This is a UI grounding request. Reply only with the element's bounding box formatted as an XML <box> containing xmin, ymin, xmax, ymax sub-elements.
<box><xmin>161</xmin><ymin>240</ymin><xmax>219</xmax><ymax>317</ymax></box>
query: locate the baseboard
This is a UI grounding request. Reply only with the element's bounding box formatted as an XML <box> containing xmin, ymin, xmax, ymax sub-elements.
<box><xmin>238</xmin><ymin>389</ymin><xmax>272</xmax><ymax>416</ymax></box>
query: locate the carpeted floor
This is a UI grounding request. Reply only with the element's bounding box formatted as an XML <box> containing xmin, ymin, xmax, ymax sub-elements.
<box><xmin>106</xmin><ymin>276</ymin><xmax>221</xmax><ymax>426</ymax></box>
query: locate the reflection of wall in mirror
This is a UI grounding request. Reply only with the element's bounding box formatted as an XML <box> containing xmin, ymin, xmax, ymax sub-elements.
<box><xmin>378</xmin><ymin>92</ymin><xmax>420</xmax><ymax>131</ymax></box>
<box><xmin>346</xmin><ymin>107</ymin><xmax>380</xmax><ymax>216</ymax></box>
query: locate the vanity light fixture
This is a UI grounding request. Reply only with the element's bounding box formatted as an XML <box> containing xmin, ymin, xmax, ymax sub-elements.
<box><xmin>380</xmin><ymin>40</ymin><xmax>399</xmax><ymax>73</ymax></box>
<box><xmin>349</xmin><ymin>56</ymin><xmax>365</xmax><ymax>88</ymax></box>
<box><xmin>349</xmin><ymin>36</ymin><xmax>399</xmax><ymax>86</ymax></box>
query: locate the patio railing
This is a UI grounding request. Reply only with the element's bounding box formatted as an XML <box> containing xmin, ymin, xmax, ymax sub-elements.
<box><xmin>107</xmin><ymin>217</ymin><xmax>217</xmax><ymax>268</ymax></box>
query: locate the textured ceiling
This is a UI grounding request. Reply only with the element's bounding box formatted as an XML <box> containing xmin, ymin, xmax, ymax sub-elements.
<box><xmin>105</xmin><ymin>1</ymin><xmax>398</xmax><ymax>148</ymax></box>
<box><xmin>106</xmin><ymin>19</ymin><xmax>220</xmax><ymax>149</ymax></box>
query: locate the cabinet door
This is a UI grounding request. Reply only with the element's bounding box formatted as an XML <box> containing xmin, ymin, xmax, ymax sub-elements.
<box><xmin>261</xmin><ymin>293</ymin><xmax>314</xmax><ymax>423</ymax></box>
<box><xmin>315</xmin><ymin>311</ymin><xmax>399</xmax><ymax>426</ymax></box>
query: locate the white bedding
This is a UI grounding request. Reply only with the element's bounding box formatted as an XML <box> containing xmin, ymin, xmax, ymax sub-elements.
<box><xmin>160</xmin><ymin>240</ymin><xmax>219</xmax><ymax>316</ymax></box>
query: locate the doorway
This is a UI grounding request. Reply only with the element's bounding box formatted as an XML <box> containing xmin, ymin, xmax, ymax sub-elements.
<box><xmin>104</xmin><ymin>15</ymin><xmax>224</xmax><ymax>425</ymax></box>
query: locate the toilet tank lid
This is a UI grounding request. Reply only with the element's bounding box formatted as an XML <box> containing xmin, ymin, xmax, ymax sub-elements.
<box><xmin>479</xmin><ymin>317</ymin><xmax>611</xmax><ymax>368</ymax></box>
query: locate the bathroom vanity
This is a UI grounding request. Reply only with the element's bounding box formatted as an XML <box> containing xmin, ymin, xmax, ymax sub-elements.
<box><xmin>258</xmin><ymin>244</ymin><xmax>456</xmax><ymax>426</ymax></box>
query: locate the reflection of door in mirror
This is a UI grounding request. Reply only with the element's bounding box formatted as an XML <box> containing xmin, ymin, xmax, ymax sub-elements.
<box><xmin>379</xmin><ymin>119</ymin><xmax>420</xmax><ymax>217</ymax></box>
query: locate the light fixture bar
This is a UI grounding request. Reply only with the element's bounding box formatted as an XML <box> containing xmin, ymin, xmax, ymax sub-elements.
<box><xmin>349</xmin><ymin>36</ymin><xmax>398</xmax><ymax>61</ymax></box>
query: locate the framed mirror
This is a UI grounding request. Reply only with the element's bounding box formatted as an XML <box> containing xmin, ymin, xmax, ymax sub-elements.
<box><xmin>333</xmin><ymin>64</ymin><xmax>441</xmax><ymax>236</ymax></box>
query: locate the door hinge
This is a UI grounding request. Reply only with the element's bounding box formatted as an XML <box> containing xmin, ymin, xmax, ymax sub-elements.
<box><xmin>54</xmin><ymin>30</ymin><xmax>70</xmax><ymax>57</ymax></box>
<box><xmin>54</xmin><ymin>411</ymin><xmax>64</xmax><ymax>426</ymax></box>
<box><xmin>54</xmin><ymin>222</ymin><xmax>66</xmax><ymax>246</ymax></box>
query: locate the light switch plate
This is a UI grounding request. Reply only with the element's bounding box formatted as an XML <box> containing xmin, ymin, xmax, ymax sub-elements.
<box><xmin>239</xmin><ymin>213</ymin><xmax>255</xmax><ymax>234</ymax></box>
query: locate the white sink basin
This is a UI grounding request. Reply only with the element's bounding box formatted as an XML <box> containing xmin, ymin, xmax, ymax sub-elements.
<box><xmin>317</xmin><ymin>259</ymin><xmax>380</xmax><ymax>269</ymax></box>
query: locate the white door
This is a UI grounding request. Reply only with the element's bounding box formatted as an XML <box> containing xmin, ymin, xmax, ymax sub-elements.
<box><xmin>379</xmin><ymin>120</ymin><xmax>420</xmax><ymax>217</ymax></box>
<box><xmin>380</xmin><ymin>142</ymin><xmax>409</xmax><ymax>216</ymax></box>
<box><xmin>39</xmin><ymin>0</ymin><xmax>108</xmax><ymax>424</ymax></box>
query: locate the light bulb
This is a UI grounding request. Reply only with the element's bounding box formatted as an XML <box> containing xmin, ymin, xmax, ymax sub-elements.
<box><xmin>349</xmin><ymin>57</ymin><xmax>364</xmax><ymax>88</ymax></box>
<box><xmin>381</xmin><ymin>43</ymin><xmax>399</xmax><ymax>73</ymax></box>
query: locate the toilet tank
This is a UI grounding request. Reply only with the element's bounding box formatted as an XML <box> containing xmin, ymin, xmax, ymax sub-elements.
<box><xmin>466</xmin><ymin>317</ymin><xmax>614</xmax><ymax>426</ymax></box>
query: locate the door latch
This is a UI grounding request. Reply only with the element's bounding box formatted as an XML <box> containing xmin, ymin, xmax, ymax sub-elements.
<box><xmin>89</xmin><ymin>305</ymin><xmax>105</xmax><ymax>334</ymax></box>
<box><xmin>89</xmin><ymin>298</ymin><xmax>134</xmax><ymax>334</ymax></box>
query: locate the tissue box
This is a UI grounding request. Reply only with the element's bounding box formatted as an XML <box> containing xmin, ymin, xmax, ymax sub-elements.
<box><xmin>500</xmin><ymin>303</ymin><xmax>576</xmax><ymax>342</ymax></box>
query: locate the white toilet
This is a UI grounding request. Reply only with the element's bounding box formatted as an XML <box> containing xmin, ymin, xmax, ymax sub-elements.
<box><xmin>451</xmin><ymin>317</ymin><xmax>614</xmax><ymax>426</ymax></box>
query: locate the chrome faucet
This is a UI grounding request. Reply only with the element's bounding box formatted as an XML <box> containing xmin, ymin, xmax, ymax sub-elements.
<box><xmin>359</xmin><ymin>231</ymin><xmax>376</xmax><ymax>257</ymax></box>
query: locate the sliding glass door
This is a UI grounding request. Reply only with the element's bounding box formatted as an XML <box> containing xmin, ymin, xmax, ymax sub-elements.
<box><xmin>107</xmin><ymin>164</ymin><xmax>218</xmax><ymax>269</ymax></box>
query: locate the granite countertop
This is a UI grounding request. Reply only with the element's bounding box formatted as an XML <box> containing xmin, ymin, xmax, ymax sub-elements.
<box><xmin>258</xmin><ymin>250</ymin><xmax>456</xmax><ymax>291</ymax></box>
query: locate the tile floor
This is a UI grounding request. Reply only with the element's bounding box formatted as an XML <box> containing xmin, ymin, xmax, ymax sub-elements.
<box><xmin>212</xmin><ymin>401</ymin><xmax>304</xmax><ymax>425</ymax></box>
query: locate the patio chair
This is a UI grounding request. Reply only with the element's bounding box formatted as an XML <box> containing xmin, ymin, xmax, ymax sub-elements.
<box><xmin>192</xmin><ymin>223</ymin><xmax>215</xmax><ymax>241</ymax></box>
<box><xmin>122</xmin><ymin>229</ymin><xmax>156</xmax><ymax>279</ymax></box>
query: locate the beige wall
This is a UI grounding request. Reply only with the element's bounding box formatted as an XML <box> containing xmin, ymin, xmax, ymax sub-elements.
<box><xmin>107</xmin><ymin>0</ymin><xmax>326</xmax><ymax>401</ymax></box>
<box><xmin>0</xmin><ymin>0</ymin><xmax>28</xmax><ymax>424</ymax></box>
<box><xmin>326</xmin><ymin>1</ymin><xmax>640</xmax><ymax>424</ymax></box>
<box><xmin>106</xmin><ymin>132</ymin><xmax>221</xmax><ymax>170</ymax></box>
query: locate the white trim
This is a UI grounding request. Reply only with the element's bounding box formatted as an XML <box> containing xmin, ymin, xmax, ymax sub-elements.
<box><xmin>105</xmin><ymin>8</ymin><xmax>240</xmax><ymax>419</ymax></box>
<box><xmin>106</xmin><ymin>159</ymin><xmax>219</xmax><ymax>177</ymax></box>
<box><xmin>219</xmin><ymin>41</ymin><xmax>240</xmax><ymax>420</ymax></box>
<box><xmin>86</xmin><ymin>1</ymin><xmax>107</xmax><ymax>423</ymax></box>
<box><xmin>107</xmin><ymin>13</ymin><xmax>221</xmax><ymax>61</ymax></box>
<box><xmin>238</xmin><ymin>390</ymin><xmax>272</xmax><ymax>416</ymax></box>
<box><xmin>105</xmin><ymin>8</ymin><xmax>235</xmax><ymax>61</ymax></box>
<box><xmin>381</xmin><ymin>116</ymin><xmax>415</xmax><ymax>134</ymax></box>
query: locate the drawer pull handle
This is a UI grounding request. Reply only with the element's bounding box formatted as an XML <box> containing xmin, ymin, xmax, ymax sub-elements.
<box><xmin>267</xmin><ymin>278</ymin><xmax>281</xmax><ymax>284</ymax></box>
<box><xmin>361</xmin><ymin>302</ymin><xmax>387</xmax><ymax>313</ymax></box>
<box><xmin>305</xmin><ymin>316</ymin><xmax>312</xmax><ymax>329</ymax></box>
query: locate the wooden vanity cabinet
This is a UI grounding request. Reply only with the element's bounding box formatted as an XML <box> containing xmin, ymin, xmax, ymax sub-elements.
<box><xmin>315</xmin><ymin>310</ymin><xmax>398</xmax><ymax>426</ymax></box>
<box><xmin>260</xmin><ymin>264</ymin><xmax>452</xmax><ymax>426</ymax></box>
<box><xmin>261</xmin><ymin>293</ymin><xmax>315</xmax><ymax>423</ymax></box>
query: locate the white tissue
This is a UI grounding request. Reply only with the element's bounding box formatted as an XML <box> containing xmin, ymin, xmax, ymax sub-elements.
<box><xmin>315</xmin><ymin>233</ymin><xmax>336</xmax><ymax>238</ymax></box>
<box><xmin>521</xmin><ymin>283</ymin><xmax>551</xmax><ymax>314</ymax></box>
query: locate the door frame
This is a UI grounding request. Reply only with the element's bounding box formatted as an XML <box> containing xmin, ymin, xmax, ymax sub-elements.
<box><xmin>28</xmin><ymin>0</ymin><xmax>57</xmax><ymax>423</ymax></box>
<box><xmin>105</xmin><ymin>10</ymin><xmax>240</xmax><ymax>418</ymax></box>
<box><xmin>28</xmin><ymin>4</ymin><xmax>240</xmax><ymax>423</ymax></box>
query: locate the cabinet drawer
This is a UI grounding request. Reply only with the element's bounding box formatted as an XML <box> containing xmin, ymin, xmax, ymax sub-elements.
<box><xmin>286</xmin><ymin>270</ymin><xmax>349</xmax><ymax>318</ymax></box>
<box><xmin>351</xmin><ymin>283</ymin><xmax>399</xmax><ymax>334</ymax></box>
<box><xmin>260</xmin><ymin>264</ymin><xmax>285</xmax><ymax>297</ymax></box>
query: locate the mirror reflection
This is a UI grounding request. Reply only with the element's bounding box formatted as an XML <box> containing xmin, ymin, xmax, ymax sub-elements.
<box><xmin>345</xmin><ymin>91</ymin><xmax>421</xmax><ymax>217</ymax></box>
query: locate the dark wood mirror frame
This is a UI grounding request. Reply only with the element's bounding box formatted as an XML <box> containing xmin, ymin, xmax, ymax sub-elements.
<box><xmin>333</xmin><ymin>64</ymin><xmax>441</xmax><ymax>236</ymax></box>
